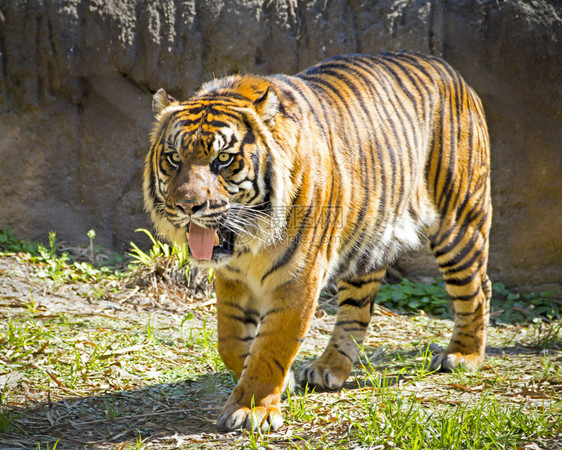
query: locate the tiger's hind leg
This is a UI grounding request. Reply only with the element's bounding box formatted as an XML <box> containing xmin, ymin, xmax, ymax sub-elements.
<box><xmin>428</xmin><ymin>192</ymin><xmax>492</xmax><ymax>372</ymax></box>
<box><xmin>300</xmin><ymin>269</ymin><xmax>386</xmax><ymax>389</ymax></box>
<box><xmin>425</xmin><ymin>73</ymin><xmax>492</xmax><ymax>372</ymax></box>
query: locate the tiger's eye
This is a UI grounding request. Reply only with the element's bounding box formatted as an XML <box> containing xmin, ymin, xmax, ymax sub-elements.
<box><xmin>171</xmin><ymin>153</ymin><xmax>182</xmax><ymax>163</ymax></box>
<box><xmin>218</xmin><ymin>152</ymin><xmax>232</xmax><ymax>163</ymax></box>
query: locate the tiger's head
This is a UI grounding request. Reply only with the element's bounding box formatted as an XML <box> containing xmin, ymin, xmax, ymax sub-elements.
<box><xmin>144</xmin><ymin>77</ymin><xmax>290</xmax><ymax>267</ymax></box>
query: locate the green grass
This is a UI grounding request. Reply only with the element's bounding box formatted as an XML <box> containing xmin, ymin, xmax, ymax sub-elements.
<box><xmin>285</xmin><ymin>384</ymin><xmax>316</xmax><ymax>423</ymax></box>
<box><xmin>0</xmin><ymin>308</ymin><xmax>222</xmax><ymax>402</ymax></box>
<box><xmin>343</xmin><ymin>378</ymin><xmax>561</xmax><ymax>449</ymax></box>
<box><xmin>1</xmin><ymin>229</ymin><xmax>127</xmax><ymax>287</ymax></box>
<box><xmin>0</xmin><ymin>228</ymin><xmax>561</xmax><ymax>448</ymax></box>
<box><xmin>0</xmin><ymin>228</ymin><xmax>209</xmax><ymax>306</ymax></box>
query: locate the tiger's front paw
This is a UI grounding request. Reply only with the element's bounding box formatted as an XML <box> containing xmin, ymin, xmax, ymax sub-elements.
<box><xmin>299</xmin><ymin>359</ymin><xmax>349</xmax><ymax>390</ymax></box>
<box><xmin>217</xmin><ymin>404</ymin><xmax>283</xmax><ymax>432</ymax></box>
<box><xmin>429</xmin><ymin>351</ymin><xmax>483</xmax><ymax>372</ymax></box>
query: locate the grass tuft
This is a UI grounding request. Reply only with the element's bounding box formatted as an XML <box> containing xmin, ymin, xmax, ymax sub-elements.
<box><xmin>127</xmin><ymin>228</ymin><xmax>213</xmax><ymax>299</ymax></box>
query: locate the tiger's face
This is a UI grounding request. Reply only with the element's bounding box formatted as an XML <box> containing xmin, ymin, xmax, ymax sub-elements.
<box><xmin>144</xmin><ymin>83</ymin><xmax>283</xmax><ymax>266</ymax></box>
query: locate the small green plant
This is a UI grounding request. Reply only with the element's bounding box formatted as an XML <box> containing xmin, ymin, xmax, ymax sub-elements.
<box><xmin>531</xmin><ymin>320</ymin><xmax>562</xmax><ymax>350</ymax></box>
<box><xmin>146</xmin><ymin>314</ymin><xmax>154</xmax><ymax>340</ymax></box>
<box><xmin>129</xmin><ymin>431</ymin><xmax>144</xmax><ymax>450</ymax></box>
<box><xmin>409</xmin><ymin>343</ymin><xmax>437</xmax><ymax>377</ymax></box>
<box><xmin>492</xmin><ymin>282</ymin><xmax>560</xmax><ymax>322</ymax></box>
<box><xmin>128</xmin><ymin>228</ymin><xmax>190</xmax><ymax>269</ymax></box>
<box><xmin>48</xmin><ymin>231</ymin><xmax>57</xmax><ymax>257</ymax></box>
<box><xmin>0</xmin><ymin>385</ymin><xmax>18</xmax><ymax>433</ymax></box>
<box><xmin>103</xmin><ymin>397</ymin><xmax>118</xmax><ymax>421</ymax></box>
<box><xmin>180</xmin><ymin>312</ymin><xmax>195</xmax><ymax>340</ymax></box>
<box><xmin>0</xmin><ymin>229</ymin><xmax>39</xmax><ymax>254</ymax></box>
<box><xmin>128</xmin><ymin>228</ymin><xmax>193</xmax><ymax>287</ymax></box>
<box><xmin>182</xmin><ymin>318</ymin><xmax>225</xmax><ymax>372</ymax></box>
<box><xmin>25</xmin><ymin>289</ymin><xmax>38</xmax><ymax>314</ymax></box>
<box><xmin>286</xmin><ymin>384</ymin><xmax>315</xmax><ymax>421</ymax></box>
<box><xmin>244</xmin><ymin>396</ymin><xmax>274</xmax><ymax>449</ymax></box>
<box><xmin>87</xmin><ymin>229</ymin><xmax>96</xmax><ymax>265</ymax></box>
<box><xmin>375</xmin><ymin>279</ymin><xmax>560</xmax><ymax>323</ymax></box>
<box><xmin>31</xmin><ymin>232</ymin><xmax>70</xmax><ymax>282</ymax></box>
<box><xmin>34</xmin><ymin>440</ymin><xmax>59</xmax><ymax>450</ymax></box>
<box><xmin>1</xmin><ymin>316</ymin><xmax>52</xmax><ymax>352</ymax></box>
<box><xmin>377</xmin><ymin>279</ymin><xmax>450</xmax><ymax>316</ymax></box>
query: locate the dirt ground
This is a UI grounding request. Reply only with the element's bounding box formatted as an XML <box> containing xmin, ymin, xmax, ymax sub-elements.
<box><xmin>0</xmin><ymin>255</ymin><xmax>561</xmax><ymax>449</ymax></box>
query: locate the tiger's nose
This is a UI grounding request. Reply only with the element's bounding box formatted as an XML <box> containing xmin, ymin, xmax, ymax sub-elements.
<box><xmin>175</xmin><ymin>199</ymin><xmax>208</xmax><ymax>215</ymax></box>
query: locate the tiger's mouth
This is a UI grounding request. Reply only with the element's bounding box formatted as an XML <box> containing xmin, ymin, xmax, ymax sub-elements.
<box><xmin>187</xmin><ymin>221</ymin><xmax>235</xmax><ymax>261</ymax></box>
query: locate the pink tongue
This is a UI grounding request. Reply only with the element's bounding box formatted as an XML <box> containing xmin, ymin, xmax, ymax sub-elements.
<box><xmin>188</xmin><ymin>222</ymin><xmax>216</xmax><ymax>260</ymax></box>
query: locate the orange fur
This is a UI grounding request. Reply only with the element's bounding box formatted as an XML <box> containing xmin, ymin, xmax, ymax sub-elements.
<box><xmin>144</xmin><ymin>52</ymin><xmax>492</xmax><ymax>432</ymax></box>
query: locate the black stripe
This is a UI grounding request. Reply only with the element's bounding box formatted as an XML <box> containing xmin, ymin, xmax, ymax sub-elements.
<box><xmin>341</xmin><ymin>277</ymin><xmax>381</xmax><ymax>288</ymax></box>
<box><xmin>221</xmin><ymin>301</ymin><xmax>245</xmax><ymax>312</ymax></box>
<box><xmin>438</xmin><ymin>167</ymin><xmax>465</xmax><ymax>223</ymax></box>
<box><xmin>203</xmin><ymin>119</ymin><xmax>229</xmax><ymax>129</ymax></box>
<box><xmin>261</xmin><ymin>189</ymin><xmax>313</xmax><ymax>282</ymax></box>
<box><xmin>262</xmin><ymin>153</ymin><xmax>274</xmax><ymax>200</ymax></box>
<box><xmin>272</xmin><ymin>358</ymin><xmax>285</xmax><ymax>375</ymax></box>
<box><xmin>342</xmin><ymin>327</ymin><xmax>368</xmax><ymax>333</ymax></box>
<box><xmin>339</xmin><ymin>297</ymin><xmax>370</xmax><ymax>308</ymax></box>
<box><xmin>242</xmin><ymin>150</ymin><xmax>261</xmax><ymax>205</ymax></box>
<box><xmin>175</xmin><ymin>105</ymin><xmax>206</xmax><ymax>117</ymax></box>
<box><xmin>360</xmin><ymin>57</ymin><xmax>414</xmax><ymax>205</ymax></box>
<box><xmin>278</xmin><ymin>77</ymin><xmax>331</xmax><ymax>142</ymax></box>
<box><xmin>375</xmin><ymin>58</ymin><xmax>418</xmax><ymax>145</ymax></box>
<box><xmin>326</xmin><ymin>60</ymin><xmax>393</xmax><ymax>270</ymax></box>
<box><xmin>293</xmin><ymin>81</ymin><xmax>345</xmax><ymax>256</ymax></box>
<box><xmin>225</xmin><ymin>313</ymin><xmax>259</xmax><ymax>327</ymax></box>
<box><xmin>210</xmin><ymin>108</ymin><xmax>243</xmax><ymax>122</ymax></box>
<box><xmin>224</xmin><ymin>307</ymin><xmax>260</xmax><ymax>327</ymax></box>
<box><xmin>433</xmin><ymin>211</ymin><xmax>488</xmax><ymax>259</ymax></box>
<box><xmin>443</xmin><ymin>269</ymin><xmax>480</xmax><ymax>287</ymax></box>
<box><xmin>432</xmin><ymin>95</ymin><xmax>446</xmax><ymax>198</ymax></box>
<box><xmin>261</xmin><ymin>307</ymin><xmax>286</xmax><ymax>320</ymax></box>
<box><xmin>451</xmin><ymin>287</ymin><xmax>481</xmax><ymax>301</ymax></box>
<box><xmin>255</xmin><ymin>330</ymin><xmax>274</xmax><ymax>338</ymax></box>
<box><xmin>335</xmin><ymin>319</ymin><xmax>370</xmax><ymax>328</ymax></box>
<box><xmin>399</xmin><ymin>53</ymin><xmax>436</xmax><ymax>85</ymax></box>
<box><xmin>242</xmin><ymin>127</ymin><xmax>256</xmax><ymax>145</ymax></box>
<box><xmin>337</xmin><ymin>349</ymin><xmax>354</xmax><ymax>362</ymax></box>
<box><xmin>388</xmin><ymin>57</ymin><xmax>434</xmax><ymax>116</ymax></box>
<box><xmin>440</xmin><ymin>241</ymin><xmax>485</xmax><ymax>273</ymax></box>
<box><xmin>230</xmin><ymin>157</ymin><xmax>245</xmax><ymax>176</ymax></box>
<box><xmin>197</xmin><ymin>92</ymin><xmax>251</xmax><ymax>103</ymax></box>
<box><xmin>455</xmin><ymin>184</ymin><xmax>488</xmax><ymax>229</ymax></box>
<box><xmin>437</xmin><ymin>74</ymin><xmax>461</xmax><ymax>210</ymax></box>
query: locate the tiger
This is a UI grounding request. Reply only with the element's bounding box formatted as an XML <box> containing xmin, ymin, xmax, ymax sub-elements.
<box><xmin>143</xmin><ymin>51</ymin><xmax>492</xmax><ymax>432</ymax></box>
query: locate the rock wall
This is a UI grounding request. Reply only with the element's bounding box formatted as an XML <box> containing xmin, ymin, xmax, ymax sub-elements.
<box><xmin>0</xmin><ymin>0</ymin><xmax>560</xmax><ymax>292</ymax></box>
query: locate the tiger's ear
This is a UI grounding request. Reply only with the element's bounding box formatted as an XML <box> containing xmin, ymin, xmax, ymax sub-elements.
<box><xmin>152</xmin><ymin>88</ymin><xmax>177</xmax><ymax>117</ymax></box>
<box><xmin>253</xmin><ymin>87</ymin><xmax>279</xmax><ymax>127</ymax></box>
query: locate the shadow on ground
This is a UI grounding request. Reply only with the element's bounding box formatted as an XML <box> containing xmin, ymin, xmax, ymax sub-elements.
<box><xmin>1</xmin><ymin>374</ymin><xmax>230</xmax><ymax>448</ymax></box>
